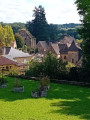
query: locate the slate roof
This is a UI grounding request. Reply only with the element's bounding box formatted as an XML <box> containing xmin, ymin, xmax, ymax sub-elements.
<box><xmin>0</xmin><ymin>56</ymin><xmax>26</xmax><ymax>66</ymax></box>
<box><xmin>3</xmin><ymin>47</ymin><xmax>31</xmax><ymax>59</ymax></box>
<box><xmin>68</xmin><ymin>40</ymin><xmax>79</xmax><ymax>51</ymax></box>
<box><xmin>58</xmin><ymin>44</ymin><xmax>68</xmax><ymax>54</ymax></box>
<box><xmin>39</xmin><ymin>41</ymin><xmax>48</xmax><ymax>50</ymax></box>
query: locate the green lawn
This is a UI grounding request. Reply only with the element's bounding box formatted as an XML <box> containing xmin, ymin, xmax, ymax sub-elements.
<box><xmin>0</xmin><ymin>77</ymin><xmax>90</xmax><ymax>120</ymax></box>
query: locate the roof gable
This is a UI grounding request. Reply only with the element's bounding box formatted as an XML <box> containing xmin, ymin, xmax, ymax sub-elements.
<box><xmin>0</xmin><ymin>56</ymin><xmax>26</xmax><ymax>66</ymax></box>
<box><xmin>68</xmin><ymin>40</ymin><xmax>79</xmax><ymax>51</ymax></box>
<box><xmin>0</xmin><ymin>56</ymin><xmax>18</xmax><ymax>66</ymax></box>
<box><xmin>38</xmin><ymin>41</ymin><xmax>48</xmax><ymax>50</ymax></box>
<box><xmin>50</xmin><ymin>43</ymin><xmax>60</xmax><ymax>55</ymax></box>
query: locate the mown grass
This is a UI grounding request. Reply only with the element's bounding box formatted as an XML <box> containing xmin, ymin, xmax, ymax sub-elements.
<box><xmin>0</xmin><ymin>77</ymin><xmax>90</xmax><ymax>120</ymax></box>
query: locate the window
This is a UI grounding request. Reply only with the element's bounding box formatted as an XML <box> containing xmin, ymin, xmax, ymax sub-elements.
<box><xmin>6</xmin><ymin>66</ymin><xmax>9</xmax><ymax>70</ymax></box>
<box><xmin>72</xmin><ymin>59</ymin><xmax>74</xmax><ymax>63</ymax></box>
<box><xmin>24</xmin><ymin>59</ymin><xmax>26</xmax><ymax>63</ymax></box>
<box><xmin>64</xmin><ymin>56</ymin><xmax>66</xmax><ymax>59</ymax></box>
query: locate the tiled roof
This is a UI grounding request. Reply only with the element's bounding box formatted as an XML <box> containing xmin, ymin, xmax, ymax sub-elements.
<box><xmin>39</xmin><ymin>41</ymin><xmax>48</xmax><ymax>50</ymax></box>
<box><xmin>51</xmin><ymin>43</ymin><xmax>60</xmax><ymax>55</ymax></box>
<box><xmin>3</xmin><ymin>47</ymin><xmax>31</xmax><ymax>58</ymax></box>
<box><xmin>0</xmin><ymin>56</ymin><xmax>26</xmax><ymax>66</ymax></box>
<box><xmin>59</xmin><ymin>36</ymin><xmax>75</xmax><ymax>46</ymax></box>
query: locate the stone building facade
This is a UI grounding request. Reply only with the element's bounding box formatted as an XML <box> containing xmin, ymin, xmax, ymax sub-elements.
<box><xmin>18</xmin><ymin>29</ymin><xmax>36</xmax><ymax>49</ymax></box>
<box><xmin>0</xmin><ymin>56</ymin><xmax>28</xmax><ymax>75</ymax></box>
<box><xmin>0</xmin><ymin>47</ymin><xmax>32</xmax><ymax>64</ymax></box>
<box><xmin>37</xmin><ymin>41</ymin><xmax>48</xmax><ymax>54</ymax></box>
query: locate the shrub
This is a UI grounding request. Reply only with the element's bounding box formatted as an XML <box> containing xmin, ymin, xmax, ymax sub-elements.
<box><xmin>66</xmin><ymin>62</ymin><xmax>75</xmax><ymax>72</ymax></box>
<box><xmin>9</xmin><ymin>68</ymin><xmax>19</xmax><ymax>76</ymax></box>
<box><xmin>40</xmin><ymin>76</ymin><xmax>50</xmax><ymax>87</ymax></box>
<box><xmin>13</xmin><ymin>79</ymin><xmax>22</xmax><ymax>87</ymax></box>
<box><xmin>26</xmin><ymin>52</ymin><xmax>68</xmax><ymax>79</ymax></box>
<box><xmin>68</xmin><ymin>67</ymin><xmax>79</xmax><ymax>81</ymax></box>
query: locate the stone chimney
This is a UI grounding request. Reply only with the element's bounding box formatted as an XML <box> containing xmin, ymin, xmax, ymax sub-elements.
<box><xmin>0</xmin><ymin>47</ymin><xmax>6</xmax><ymax>55</ymax></box>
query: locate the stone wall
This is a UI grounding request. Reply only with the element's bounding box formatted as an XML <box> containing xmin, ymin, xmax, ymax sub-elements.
<box><xmin>61</xmin><ymin>54</ymin><xmax>68</xmax><ymax>62</ymax></box>
<box><xmin>14</xmin><ymin>56</ymin><xmax>32</xmax><ymax>63</ymax></box>
<box><xmin>37</xmin><ymin>43</ymin><xmax>45</xmax><ymax>54</ymax></box>
<box><xmin>19</xmin><ymin>30</ymin><xmax>36</xmax><ymax>49</ymax></box>
<box><xmin>68</xmin><ymin>51</ymin><xmax>78</xmax><ymax>64</ymax></box>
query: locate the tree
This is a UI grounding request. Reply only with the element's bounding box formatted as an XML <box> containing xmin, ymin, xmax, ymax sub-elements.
<box><xmin>26</xmin><ymin>5</ymin><xmax>50</xmax><ymax>43</ymax></box>
<box><xmin>10</xmin><ymin>22</ymin><xmax>25</xmax><ymax>34</ymax></box>
<box><xmin>49</xmin><ymin>24</ymin><xmax>59</xmax><ymax>42</ymax></box>
<box><xmin>75</xmin><ymin>0</ymin><xmax>90</xmax><ymax>71</ymax></box>
<box><xmin>15</xmin><ymin>33</ymin><xmax>25</xmax><ymax>48</ymax></box>
<box><xmin>0</xmin><ymin>24</ymin><xmax>15</xmax><ymax>47</ymax></box>
<box><xmin>4</xmin><ymin>25</ymin><xmax>15</xmax><ymax>46</ymax></box>
<box><xmin>26</xmin><ymin>52</ymin><xmax>67</xmax><ymax>79</ymax></box>
<box><xmin>0</xmin><ymin>25</ymin><xmax>5</xmax><ymax>47</ymax></box>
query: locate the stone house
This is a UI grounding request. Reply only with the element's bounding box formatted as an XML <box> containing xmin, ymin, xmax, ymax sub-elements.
<box><xmin>0</xmin><ymin>56</ymin><xmax>27</xmax><ymax>75</ymax></box>
<box><xmin>18</xmin><ymin>29</ymin><xmax>36</xmax><ymax>49</ymax></box>
<box><xmin>37</xmin><ymin>41</ymin><xmax>48</xmax><ymax>54</ymax></box>
<box><xmin>0</xmin><ymin>47</ymin><xmax>32</xmax><ymax>63</ymax></box>
<box><xmin>58</xmin><ymin>40</ymin><xmax>82</xmax><ymax>65</ymax></box>
<box><xmin>36</xmin><ymin>36</ymin><xmax>82</xmax><ymax>66</ymax></box>
<box><xmin>48</xmin><ymin>42</ymin><xmax>60</xmax><ymax>58</ymax></box>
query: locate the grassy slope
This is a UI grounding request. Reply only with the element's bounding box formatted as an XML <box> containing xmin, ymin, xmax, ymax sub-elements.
<box><xmin>0</xmin><ymin>77</ymin><xmax>90</xmax><ymax>120</ymax></box>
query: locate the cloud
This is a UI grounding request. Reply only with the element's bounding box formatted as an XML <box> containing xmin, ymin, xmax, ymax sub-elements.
<box><xmin>0</xmin><ymin>0</ymin><xmax>34</xmax><ymax>23</ymax></box>
<box><xmin>0</xmin><ymin>0</ymin><xmax>80</xmax><ymax>24</ymax></box>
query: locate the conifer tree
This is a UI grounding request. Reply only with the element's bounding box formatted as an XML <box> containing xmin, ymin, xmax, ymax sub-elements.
<box><xmin>26</xmin><ymin>5</ymin><xmax>49</xmax><ymax>43</ymax></box>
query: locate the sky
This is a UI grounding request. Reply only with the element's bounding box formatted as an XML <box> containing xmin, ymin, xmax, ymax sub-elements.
<box><xmin>0</xmin><ymin>0</ymin><xmax>81</xmax><ymax>24</ymax></box>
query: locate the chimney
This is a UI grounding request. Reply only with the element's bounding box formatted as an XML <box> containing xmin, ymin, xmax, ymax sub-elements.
<box><xmin>0</xmin><ymin>47</ymin><xmax>6</xmax><ymax>55</ymax></box>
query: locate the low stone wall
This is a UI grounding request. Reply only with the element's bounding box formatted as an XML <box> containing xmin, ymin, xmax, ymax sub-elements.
<box><xmin>8</xmin><ymin>75</ymin><xmax>90</xmax><ymax>87</ymax></box>
<box><xmin>50</xmin><ymin>79</ymin><xmax>90</xmax><ymax>87</ymax></box>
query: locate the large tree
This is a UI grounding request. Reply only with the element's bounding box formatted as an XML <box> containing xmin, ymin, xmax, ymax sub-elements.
<box><xmin>4</xmin><ymin>25</ymin><xmax>15</xmax><ymax>46</ymax></box>
<box><xmin>75</xmin><ymin>0</ymin><xmax>90</xmax><ymax>70</ymax></box>
<box><xmin>0</xmin><ymin>24</ymin><xmax>15</xmax><ymax>47</ymax></box>
<box><xmin>26</xmin><ymin>5</ymin><xmax>50</xmax><ymax>43</ymax></box>
<box><xmin>0</xmin><ymin>25</ymin><xmax>5</xmax><ymax>46</ymax></box>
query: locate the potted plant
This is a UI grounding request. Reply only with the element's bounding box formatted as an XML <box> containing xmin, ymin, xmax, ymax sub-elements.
<box><xmin>13</xmin><ymin>79</ymin><xmax>24</xmax><ymax>92</ymax></box>
<box><xmin>39</xmin><ymin>76</ymin><xmax>50</xmax><ymax>91</ymax></box>
<box><xmin>31</xmin><ymin>76</ymin><xmax>50</xmax><ymax>98</ymax></box>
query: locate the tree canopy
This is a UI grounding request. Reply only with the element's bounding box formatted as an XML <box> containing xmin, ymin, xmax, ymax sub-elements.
<box><xmin>0</xmin><ymin>24</ymin><xmax>15</xmax><ymax>47</ymax></box>
<box><xmin>26</xmin><ymin>5</ymin><xmax>50</xmax><ymax>43</ymax></box>
<box><xmin>75</xmin><ymin>0</ymin><xmax>90</xmax><ymax>70</ymax></box>
<box><xmin>15</xmin><ymin>33</ymin><xmax>25</xmax><ymax>48</ymax></box>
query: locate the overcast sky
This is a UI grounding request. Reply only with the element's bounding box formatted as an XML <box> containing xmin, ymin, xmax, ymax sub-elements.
<box><xmin>0</xmin><ymin>0</ymin><xmax>81</xmax><ymax>24</ymax></box>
